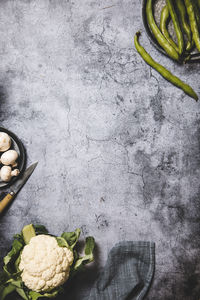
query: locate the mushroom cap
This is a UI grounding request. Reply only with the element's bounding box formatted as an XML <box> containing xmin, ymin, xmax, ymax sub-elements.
<box><xmin>0</xmin><ymin>166</ymin><xmax>12</xmax><ymax>182</ymax></box>
<box><xmin>1</xmin><ymin>150</ymin><xmax>18</xmax><ymax>166</ymax></box>
<box><xmin>0</xmin><ymin>132</ymin><xmax>11</xmax><ymax>152</ymax></box>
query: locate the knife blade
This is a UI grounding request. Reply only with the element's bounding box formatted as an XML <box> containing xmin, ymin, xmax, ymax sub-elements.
<box><xmin>0</xmin><ymin>162</ymin><xmax>38</xmax><ymax>214</ymax></box>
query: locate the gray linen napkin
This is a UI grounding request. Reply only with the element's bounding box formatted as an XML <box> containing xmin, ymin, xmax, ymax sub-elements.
<box><xmin>89</xmin><ymin>241</ymin><xmax>155</xmax><ymax>300</ymax></box>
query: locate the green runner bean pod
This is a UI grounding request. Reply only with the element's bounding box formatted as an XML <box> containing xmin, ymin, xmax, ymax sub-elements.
<box><xmin>160</xmin><ymin>5</ymin><xmax>179</xmax><ymax>52</ymax></box>
<box><xmin>176</xmin><ymin>0</ymin><xmax>193</xmax><ymax>52</ymax></box>
<box><xmin>146</xmin><ymin>0</ymin><xmax>179</xmax><ymax>61</ymax></box>
<box><xmin>134</xmin><ymin>32</ymin><xmax>198</xmax><ymax>101</ymax></box>
<box><xmin>185</xmin><ymin>0</ymin><xmax>200</xmax><ymax>51</ymax></box>
<box><xmin>166</xmin><ymin>0</ymin><xmax>184</xmax><ymax>55</ymax></box>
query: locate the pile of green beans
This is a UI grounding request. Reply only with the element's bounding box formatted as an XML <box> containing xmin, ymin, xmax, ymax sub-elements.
<box><xmin>147</xmin><ymin>0</ymin><xmax>200</xmax><ymax>62</ymax></box>
<box><xmin>133</xmin><ymin>0</ymin><xmax>199</xmax><ymax>101</ymax></box>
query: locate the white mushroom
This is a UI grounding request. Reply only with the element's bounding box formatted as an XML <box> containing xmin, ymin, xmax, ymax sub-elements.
<box><xmin>0</xmin><ymin>150</ymin><xmax>18</xmax><ymax>167</ymax></box>
<box><xmin>0</xmin><ymin>132</ymin><xmax>11</xmax><ymax>152</ymax></box>
<box><xmin>0</xmin><ymin>166</ymin><xmax>20</xmax><ymax>182</ymax></box>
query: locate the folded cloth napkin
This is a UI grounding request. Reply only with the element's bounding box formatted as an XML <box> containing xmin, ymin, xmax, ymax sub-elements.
<box><xmin>89</xmin><ymin>241</ymin><xmax>155</xmax><ymax>300</ymax></box>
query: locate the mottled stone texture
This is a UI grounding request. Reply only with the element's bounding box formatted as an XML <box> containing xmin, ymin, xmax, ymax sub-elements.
<box><xmin>0</xmin><ymin>0</ymin><xmax>200</xmax><ymax>299</ymax></box>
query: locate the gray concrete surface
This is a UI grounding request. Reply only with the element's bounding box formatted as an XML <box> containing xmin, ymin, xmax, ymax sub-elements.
<box><xmin>0</xmin><ymin>0</ymin><xmax>200</xmax><ymax>299</ymax></box>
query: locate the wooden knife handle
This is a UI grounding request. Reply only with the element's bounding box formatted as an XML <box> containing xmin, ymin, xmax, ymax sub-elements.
<box><xmin>0</xmin><ymin>192</ymin><xmax>15</xmax><ymax>214</ymax></box>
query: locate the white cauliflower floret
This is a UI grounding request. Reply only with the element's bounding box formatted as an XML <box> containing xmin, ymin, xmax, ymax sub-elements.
<box><xmin>19</xmin><ymin>235</ymin><xmax>74</xmax><ymax>292</ymax></box>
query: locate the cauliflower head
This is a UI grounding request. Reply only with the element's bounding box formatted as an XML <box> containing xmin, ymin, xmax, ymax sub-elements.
<box><xmin>0</xmin><ymin>224</ymin><xmax>95</xmax><ymax>300</ymax></box>
<box><xmin>19</xmin><ymin>235</ymin><xmax>74</xmax><ymax>292</ymax></box>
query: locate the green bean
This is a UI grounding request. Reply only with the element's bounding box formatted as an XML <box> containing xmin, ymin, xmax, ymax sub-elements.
<box><xmin>198</xmin><ymin>0</ymin><xmax>200</xmax><ymax>9</ymax></box>
<box><xmin>176</xmin><ymin>0</ymin><xmax>193</xmax><ymax>52</ymax></box>
<box><xmin>160</xmin><ymin>6</ymin><xmax>179</xmax><ymax>52</ymax></box>
<box><xmin>166</xmin><ymin>0</ymin><xmax>184</xmax><ymax>55</ymax></box>
<box><xmin>184</xmin><ymin>0</ymin><xmax>200</xmax><ymax>51</ymax></box>
<box><xmin>146</xmin><ymin>0</ymin><xmax>179</xmax><ymax>61</ymax></box>
<box><xmin>193</xmin><ymin>0</ymin><xmax>200</xmax><ymax>27</ymax></box>
<box><xmin>134</xmin><ymin>32</ymin><xmax>198</xmax><ymax>101</ymax></box>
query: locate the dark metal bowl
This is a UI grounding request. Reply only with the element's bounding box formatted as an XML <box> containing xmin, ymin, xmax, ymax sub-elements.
<box><xmin>142</xmin><ymin>0</ymin><xmax>200</xmax><ymax>63</ymax></box>
<box><xmin>0</xmin><ymin>127</ymin><xmax>26</xmax><ymax>189</ymax></box>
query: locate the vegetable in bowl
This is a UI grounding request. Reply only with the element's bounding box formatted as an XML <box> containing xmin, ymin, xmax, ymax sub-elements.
<box><xmin>0</xmin><ymin>224</ymin><xmax>95</xmax><ymax>300</ymax></box>
<box><xmin>137</xmin><ymin>0</ymin><xmax>200</xmax><ymax>101</ymax></box>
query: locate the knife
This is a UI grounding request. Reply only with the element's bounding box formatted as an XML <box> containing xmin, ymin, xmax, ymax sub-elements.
<box><xmin>0</xmin><ymin>162</ymin><xmax>38</xmax><ymax>214</ymax></box>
